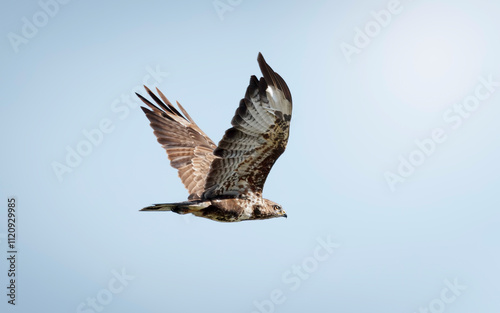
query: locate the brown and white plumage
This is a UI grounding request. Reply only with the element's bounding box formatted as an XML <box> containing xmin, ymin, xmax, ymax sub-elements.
<box><xmin>137</xmin><ymin>53</ymin><xmax>292</xmax><ymax>222</ymax></box>
<box><xmin>137</xmin><ymin>87</ymin><xmax>216</xmax><ymax>200</ymax></box>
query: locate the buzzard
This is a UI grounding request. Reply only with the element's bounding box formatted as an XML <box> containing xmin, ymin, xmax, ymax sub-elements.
<box><xmin>137</xmin><ymin>53</ymin><xmax>292</xmax><ymax>222</ymax></box>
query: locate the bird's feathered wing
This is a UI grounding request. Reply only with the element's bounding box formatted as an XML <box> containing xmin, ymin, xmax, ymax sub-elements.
<box><xmin>202</xmin><ymin>53</ymin><xmax>292</xmax><ymax>199</ymax></box>
<box><xmin>137</xmin><ymin>87</ymin><xmax>217</xmax><ymax>200</ymax></box>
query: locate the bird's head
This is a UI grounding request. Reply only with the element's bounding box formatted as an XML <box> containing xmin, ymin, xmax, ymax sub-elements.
<box><xmin>253</xmin><ymin>199</ymin><xmax>287</xmax><ymax>219</ymax></box>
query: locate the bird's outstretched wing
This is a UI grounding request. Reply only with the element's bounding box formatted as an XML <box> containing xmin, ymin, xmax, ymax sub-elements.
<box><xmin>137</xmin><ymin>87</ymin><xmax>217</xmax><ymax>200</ymax></box>
<box><xmin>202</xmin><ymin>53</ymin><xmax>292</xmax><ymax>199</ymax></box>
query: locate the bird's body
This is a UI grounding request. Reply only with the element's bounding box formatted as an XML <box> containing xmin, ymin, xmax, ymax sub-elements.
<box><xmin>145</xmin><ymin>197</ymin><xmax>283</xmax><ymax>223</ymax></box>
<box><xmin>137</xmin><ymin>53</ymin><xmax>292</xmax><ymax>222</ymax></box>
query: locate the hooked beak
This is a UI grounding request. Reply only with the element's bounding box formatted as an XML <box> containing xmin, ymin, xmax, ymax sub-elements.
<box><xmin>283</xmin><ymin>213</ymin><xmax>287</xmax><ymax>218</ymax></box>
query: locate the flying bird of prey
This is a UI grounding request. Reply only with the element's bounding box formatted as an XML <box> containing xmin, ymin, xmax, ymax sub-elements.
<box><xmin>137</xmin><ymin>53</ymin><xmax>292</xmax><ymax>222</ymax></box>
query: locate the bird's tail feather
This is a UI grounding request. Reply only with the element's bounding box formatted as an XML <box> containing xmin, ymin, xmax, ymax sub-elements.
<box><xmin>140</xmin><ymin>201</ymin><xmax>209</xmax><ymax>213</ymax></box>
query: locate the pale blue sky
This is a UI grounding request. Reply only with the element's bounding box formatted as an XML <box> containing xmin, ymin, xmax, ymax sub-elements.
<box><xmin>1</xmin><ymin>0</ymin><xmax>499</xmax><ymax>312</ymax></box>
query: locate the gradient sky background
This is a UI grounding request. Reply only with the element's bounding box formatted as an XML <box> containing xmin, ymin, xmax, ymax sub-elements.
<box><xmin>1</xmin><ymin>0</ymin><xmax>499</xmax><ymax>312</ymax></box>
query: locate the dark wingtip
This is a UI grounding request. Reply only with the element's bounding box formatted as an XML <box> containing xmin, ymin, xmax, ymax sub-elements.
<box><xmin>136</xmin><ymin>92</ymin><xmax>153</xmax><ymax>107</ymax></box>
<box><xmin>136</xmin><ymin>86</ymin><xmax>189</xmax><ymax>122</ymax></box>
<box><xmin>256</xmin><ymin>53</ymin><xmax>292</xmax><ymax>103</ymax></box>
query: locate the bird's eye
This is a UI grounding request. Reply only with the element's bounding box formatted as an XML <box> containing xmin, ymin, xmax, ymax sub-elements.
<box><xmin>273</xmin><ymin>205</ymin><xmax>280</xmax><ymax>211</ymax></box>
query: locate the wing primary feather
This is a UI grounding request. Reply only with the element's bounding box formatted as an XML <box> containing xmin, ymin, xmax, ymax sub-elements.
<box><xmin>175</xmin><ymin>101</ymin><xmax>195</xmax><ymax>124</ymax></box>
<box><xmin>136</xmin><ymin>93</ymin><xmax>175</xmax><ymax>120</ymax></box>
<box><xmin>154</xmin><ymin>88</ymin><xmax>189</xmax><ymax>121</ymax></box>
<box><xmin>257</xmin><ymin>53</ymin><xmax>292</xmax><ymax>103</ymax></box>
<box><xmin>144</xmin><ymin>86</ymin><xmax>171</xmax><ymax>112</ymax></box>
<box><xmin>144</xmin><ymin>86</ymin><xmax>186</xmax><ymax>120</ymax></box>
